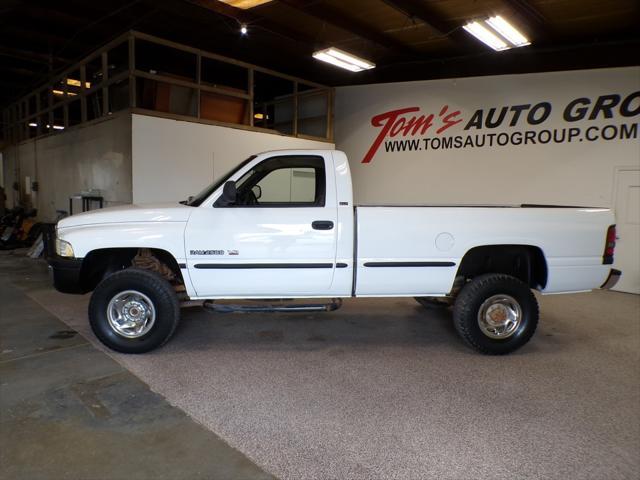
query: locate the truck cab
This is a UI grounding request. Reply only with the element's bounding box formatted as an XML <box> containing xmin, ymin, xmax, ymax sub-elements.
<box><xmin>183</xmin><ymin>150</ymin><xmax>354</xmax><ymax>298</ymax></box>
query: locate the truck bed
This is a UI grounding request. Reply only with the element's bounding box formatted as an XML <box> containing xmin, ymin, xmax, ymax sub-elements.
<box><xmin>354</xmin><ymin>205</ymin><xmax>613</xmax><ymax>296</ymax></box>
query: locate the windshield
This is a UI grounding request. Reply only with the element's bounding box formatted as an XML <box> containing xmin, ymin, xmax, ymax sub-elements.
<box><xmin>185</xmin><ymin>155</ymin><xmax>256</xmax><ymax>206</ymax></box>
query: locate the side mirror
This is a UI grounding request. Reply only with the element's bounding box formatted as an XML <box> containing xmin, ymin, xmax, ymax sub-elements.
<box><xmin>179</xmin><ymin>195</ymin><xmax>194</xmax><ymax>205</ymax></box>
<box><xmin>252</xmin><ymin>185</ymin><xmax>262</xmax><ymax>200</ymax></box>
<box><xmin>215</xmin><ymin>181</ymin><xmax>237</xmax><ymax>207</ymax></box>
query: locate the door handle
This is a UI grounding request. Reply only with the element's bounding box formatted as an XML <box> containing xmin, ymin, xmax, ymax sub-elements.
<box><xmin>312</xmin><ymin>220</ymin><xmax>334</xmax><ymax>230</ymax></box>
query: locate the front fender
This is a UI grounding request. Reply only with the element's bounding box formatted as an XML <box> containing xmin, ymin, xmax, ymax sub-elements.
<box><xmin>55</xmin><ymin>222</ymin><xmax>197</xmax><ymax>297</ymax></box>
<box><xmin>58</xmin><ymin>222</ymin><xmax>188</xmax><ymax>260</ymax></box>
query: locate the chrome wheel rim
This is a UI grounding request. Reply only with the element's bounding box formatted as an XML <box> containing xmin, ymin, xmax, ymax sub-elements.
<box><xmin>107</xmin><ymin>290</ymin><xmax>156</xmax><ymax>338</ymax></box>
<box><xmin>477</xmin><ymin>294</ymin><xmax>522</xmax><ymax>339</ymax></box>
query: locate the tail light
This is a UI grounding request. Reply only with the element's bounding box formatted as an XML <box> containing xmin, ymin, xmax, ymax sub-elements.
<box><xmin>603</xmin><ymin>225</ymin><xmax>616</xmax><ymax>265</ymax></box>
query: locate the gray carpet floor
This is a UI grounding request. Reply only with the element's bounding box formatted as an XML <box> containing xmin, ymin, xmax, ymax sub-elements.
<box><xmin>13</xmin><ymin>259</ymin><xmax>640</xmax><ymax>480</ymax></box>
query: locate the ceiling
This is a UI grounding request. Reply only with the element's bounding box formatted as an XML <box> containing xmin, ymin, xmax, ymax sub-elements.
<box><xmin>1</xmin><ymin>0</ymin><xmax>638</xmax><ymax>109</ymax></box>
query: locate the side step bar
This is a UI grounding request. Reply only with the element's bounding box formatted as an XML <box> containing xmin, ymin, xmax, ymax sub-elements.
<box><xmin>202</xmin><ymin>298</ymin><xmax>342</xmax><ymax>314</ymax></box>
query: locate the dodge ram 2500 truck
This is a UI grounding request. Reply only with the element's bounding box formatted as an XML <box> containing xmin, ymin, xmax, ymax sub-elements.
<box><xmin>49</xmin><ymin>149</ymin><xmax>621</xmax><ymax>355</ymax></box>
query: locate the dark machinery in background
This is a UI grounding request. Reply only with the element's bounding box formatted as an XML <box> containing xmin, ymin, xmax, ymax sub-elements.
<box><xmin>0</xmin><ymin>206</ymin><xmax>41</xmax><ymax>250</ymax></box>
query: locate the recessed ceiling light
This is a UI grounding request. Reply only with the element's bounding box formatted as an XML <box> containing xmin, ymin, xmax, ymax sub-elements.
<box><xmin>218</xmin><ymin>0</ymin><xmax>272</xmax><ymax>9</ymax></box>
<box><xmin>463</xmin><ymin>16</ymin><xmax>530</xmax><ymax>51</ymax></box>
<box><xmin>312</xmin><ymin>47</ymin><xmax>375</xmax><ymax>72</ymax></box>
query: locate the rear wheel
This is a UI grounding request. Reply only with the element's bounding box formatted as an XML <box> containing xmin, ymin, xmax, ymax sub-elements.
<box><xmin>89</xmin><ymin>268</ymin><xmax>180</xmax><ymax>353</ymax></box>
<box><xmin>453</xmin><ymin>273</ymin><xmax>538</xmax><ymax>355</ymax></box>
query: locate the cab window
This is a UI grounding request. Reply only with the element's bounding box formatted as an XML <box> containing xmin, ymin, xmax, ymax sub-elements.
<box><xmin>235</xmin><ymin>155</ymin><xmax>325</xmax><ymax>207</ymax></box>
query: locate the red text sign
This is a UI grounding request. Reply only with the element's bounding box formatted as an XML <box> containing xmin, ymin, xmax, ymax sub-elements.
<box><xmin>361</xmin><ymin>106</ymin><xmax>462</xmax><ymax>163</ymax></box>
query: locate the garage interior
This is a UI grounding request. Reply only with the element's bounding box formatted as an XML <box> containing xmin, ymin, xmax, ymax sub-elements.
<box><xmin>1</xmin><ymin>1</ymin><xmax>639</xmax><ymax>479</ymax></box>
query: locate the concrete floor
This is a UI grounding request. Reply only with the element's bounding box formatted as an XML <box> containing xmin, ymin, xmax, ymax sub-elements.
<box><xmin>0</xmin><ymin>253</ymin><xmax>273</xmax><ymax>480</ymax></box>
<box><xmin>2</xmin><ymin>252</ymin><xmax>639</xmax><ymax>480</ymax></box>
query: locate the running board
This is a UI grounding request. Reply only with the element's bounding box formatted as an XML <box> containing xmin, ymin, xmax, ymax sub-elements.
<box><xmin>203</xmin><ymin>298</ymin><xmax>342</xmax><ymax>314</ymax></box>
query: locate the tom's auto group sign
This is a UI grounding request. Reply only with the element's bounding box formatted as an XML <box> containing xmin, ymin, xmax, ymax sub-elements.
<box><xmin>362</xmin><ymin>91</ymin><xmax>640</xmax><ymax>164</ymax></box>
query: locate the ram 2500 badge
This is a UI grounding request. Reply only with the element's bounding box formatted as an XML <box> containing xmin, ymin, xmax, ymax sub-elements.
<box><xmin>49</xmin><ymin>150</ymin><xmax>621</xmax><ymax>354</ymax></box>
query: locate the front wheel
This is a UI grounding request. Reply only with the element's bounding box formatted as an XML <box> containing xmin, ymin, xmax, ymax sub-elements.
<box><xmin>89</xmin><ymin>268</ymin><xmax>180</xmax><ymax>353</ymax></box>
<box><xmin>453</xmin><ymin>273</ymin><xmax>539</xmax><ymax>355</ymax></box>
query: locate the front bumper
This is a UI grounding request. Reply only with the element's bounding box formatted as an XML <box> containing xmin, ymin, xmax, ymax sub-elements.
<box><xmin>600</xmin><ymin>269</ymin><xmax>622</xmax><ymax>290</ymax></box>
<box><xmin>48</xmin><ymin>256</ymin><xmax>85</xmax><ymax>294</ymax></box>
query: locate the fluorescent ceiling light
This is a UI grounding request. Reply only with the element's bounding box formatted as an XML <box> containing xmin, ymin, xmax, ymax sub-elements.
<box><xmin>218</xmin><ymin>0</ymin><xmax>272</xmax><ymax>9</ymax></box>
<box><xmin>313</xmin><ymin>52</ymin><xmax>361</xmax><ymax>72</ymax></box>
<box><xmin>486</xmin><ymin>16</ymin><xmax>530</xmax><ymax>47</ymax></box>
<box><xmin>463</xmin><ymin>16</ymin><xmax>530</xmax><ymax>51</ymax></box>
<box><xmin>326</xmin><ymin>48</ymin><xmax>374</xmax><ymax>70</ymax></box>
<box><xmin>463</xmin><ymin>22</ymin><xmax>509</xmax><ymax>51</ymax></box>
<box><xmin>66</xmin><ymin>78</ymin><xmax>91</xmax><ymax>88</ymax></box>
<box><xmin>30</xmin><ymin>123</ymin><xmax>65</xmax><ymax>130</ymax></box>
<box><xmin>52</xmin><ymin>89</ymin><xmax>78</xmax><ymax>96</ymax></box>
<box><xmin>312</xmin><ymin>47</ymin><xmax>375</xmax><ymax>72</ymax></box>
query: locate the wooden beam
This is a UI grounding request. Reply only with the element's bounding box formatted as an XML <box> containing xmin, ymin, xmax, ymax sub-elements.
<box><xmin>380</xmin><ymin>0</ymin><xmax>475</xmax><ymax>49</ymax></box>
<box><xmin>1</xmin><ymin>26</ymin><xmax>70</xmax><ymax>47</ymax></box>
<box><xmin>502</xmin><ymin>0</ymin><xmax>552</xmax><ymax>37</ymax></box>
<box><xmin>503</xmin><ymin>0</ymin><xmax>547</xmax><ymax>26</ymax></box>
<box><xmin>0</xmin><ymin>65</ymin><xmax>42</xmax><ymax>77</ymax></box>
<box><xmin>0</xmin><ymin>46</ymin><xmax>71</xmax><ymax>65</ymax></box>
<box><xmin>276</xmin><ymin>0</ymin><xmax>416</xmax><ymax>56</ymax></box>
<box><xmin>380</xmin><ymin>0</ymin><xmax>447</xmax><ymax>36</ymax></box>
<box><xmin>20</xmin><ymin>6</ymin><xmax>93</xmax><ymax>27</ymax></box>
<box><xmin>0</xmin><ymin>80</ymin><xmax>29</xmax><ymax>89</ymax></box>
<box><xmin>131</xmin><ymin>30</ymin><xmax>326</xmax><ymax>87</ymax></box>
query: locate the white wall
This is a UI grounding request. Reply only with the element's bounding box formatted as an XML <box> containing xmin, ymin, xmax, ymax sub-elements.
<box><xmin>335</xmin><ymin>67</ymin><xmax>640</xmax><ymax>207</ymax></box>
<box><xmin>0</xmin><ymin>112</ymin><xmax>334</xmax><ymax>217</ymax></box>
<box><xmin>131</xmin><ymin>114</ymin><xmax>334</xmax><ymax>204</ymax></box>
<box><xmin>1</xmin><ymin>114</ymin><xmax>132</xmax><ymax>221</ymax></box>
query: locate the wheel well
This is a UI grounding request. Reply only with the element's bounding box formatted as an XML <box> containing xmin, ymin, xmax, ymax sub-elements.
<box><xmin>80</xmin><ymin>248</ymin><xmax>184</xmax><ymax>292</ymax></box>
<box><xmin>456</xmin><ymin>245</ymin><xmax>548</xmax><ymax>290</ymax></box>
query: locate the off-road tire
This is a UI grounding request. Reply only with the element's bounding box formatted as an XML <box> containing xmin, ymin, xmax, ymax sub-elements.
<box><xmin>89</xmin><ymin>268</ymin><xmax>180</xmax><ymax>353</ymax></box>
<box><xmin>453</xmin><ymin>273</ymin><xmax>539</xmax><ymax>355</ymax></box>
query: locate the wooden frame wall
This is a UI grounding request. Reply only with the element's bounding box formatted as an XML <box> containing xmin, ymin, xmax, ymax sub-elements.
<box><xmin>2</xmin><ymin>31</ymin><xmax>334</xmax><ymax>145</ymax></box>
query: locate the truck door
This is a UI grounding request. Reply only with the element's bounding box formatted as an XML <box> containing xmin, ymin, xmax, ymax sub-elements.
<box><xmin>184</xmin><ymin>153</ymin><xmax>338</xmax><ymax>298</ymax></box>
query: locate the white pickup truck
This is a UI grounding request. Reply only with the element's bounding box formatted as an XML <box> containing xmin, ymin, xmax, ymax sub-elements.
<box><xmin>49</xmin><ymin>149</ymin><xmax>620</xmax><ymax>355</ymax></box>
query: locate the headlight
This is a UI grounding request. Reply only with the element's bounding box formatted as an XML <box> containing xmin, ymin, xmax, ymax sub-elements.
<box><xmin>55</xmin><ymin>238</ymin><xmax>75</xmax><ymax>258</ymax></box>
